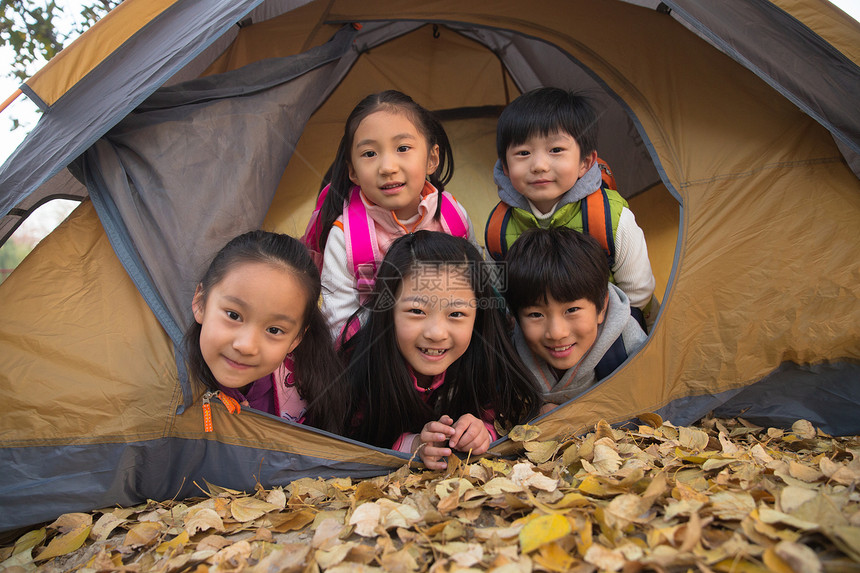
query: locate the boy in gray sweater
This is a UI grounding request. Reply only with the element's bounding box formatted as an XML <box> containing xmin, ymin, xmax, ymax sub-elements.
<box><xmin>503</xmin><ymin>227</ymin><xmax>647</xmax><ymax>410</ymax></box>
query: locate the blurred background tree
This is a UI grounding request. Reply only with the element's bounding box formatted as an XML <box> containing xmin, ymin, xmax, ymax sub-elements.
<box><xmin>1</xmin><ymin>0</ymin><xmax>119</xmax><ymax>82</ymax></box>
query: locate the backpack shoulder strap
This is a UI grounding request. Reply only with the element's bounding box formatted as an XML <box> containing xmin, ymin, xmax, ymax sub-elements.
<box><xmin>597</xmin><ymin>157</ymin><xmax>617</xmax><ymax>192</ymax></box>
<box><xmin>301</xmin><ymin>183</ymin><xmax>332</xmax><ymax>271</ymax></box>
<box><xmin>594</xmin><ymin>335</ymin><xmax>628</xmax><ymax>381</ymax></box>
<box><xmin>439</xmin><ymin>192</ymin><xmax>469</xmax><ymax>238</ymax></box>
<box><xmin>342</xmin><ymin>187</ymin><xmax>380</xmax><ymax>294</ymax></box>
<box><xmin>580</xmin><ymin>188</ymin><xmax>616</xmax><ymax>268</ymax></box>
<box><xmin>484</xmin><ymin>201</ymin><xmax>512</xmax><ymax>262</ymax></box>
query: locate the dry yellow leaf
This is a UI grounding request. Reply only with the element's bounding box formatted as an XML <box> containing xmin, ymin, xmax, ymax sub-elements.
<box><xmin>270</xmin><ymin>508</ymin><xmax>316</xmax><ymax>532</ymax></box>
<box><xmin>767</xmin><ymin>541</ymin><xmax>822</xmax><ymax>573</ymax></box>
<box><xmin>533</xmin><ymin>541</ymin><xmax>576</xmax><ymax>572</ymax></box>
<box><xmin>638</xmin><ymin>412</ymin><xmax>663</xmax><ymax>428</ymax></box>
<box><xmin>184</xmin><ymin>507</ymin><xmax>224</xmax><ymax>536</ymax></box>
<box><xmin>122</xmin><ymin>521</ymin><xmax>162</xmax><ymax>549</ymax></box>
<box><xmin>709</xmin><ymin>491</ymin><xmax>755</xmax><ymax>520</ymax></box>
<box><xmin>481</xmin><ymin>476</ymin><xmax>522</xmax><ymax>496</ymax></box>
<box><xmin>509</xmin><ymin>463</ymin><xmax>558</xmax><ymax>492</ymax></box>
<box><xmin>788</xmin><ymin>461</ymin><xmax>822</xmax><ymax>482</ymax></box>
<box><xmin>12</xmin><ymin>528</ymin><xmax>45</xmax><ymax>556</ymax></box>
<box><xmin>380</xmin><ymin>547</ymin><xmax>420</xmax><ymax>572</ymax></box>
<box><xmin>679</xmin><ymin>426</ymin><xmax>709</xmax><ymax>451</ymax></box>
<box><xmin>718</xmin><ymin>432</ymin><xmax>740</xmax><ymax>456</ymax></box>
<box><xmin>265</xmin><ymin>487</ymin><xmax>287</xmax><ymax>509</ymax></box>
<box><xmin>479</xmin><ymin>457</ymin><xmax>508</xmax><ymax>473</ymax></box>
<box><xmin>349</xmin><ymin>502</ymin><xmax>380</xmax><ymax>537</ymax></box>
<box><xmin>35</xmin><ymin>524</ymin><xmax>91</xmax><ymax>562</ymax></box>
<box><xmin>584</xmin><ymin>542</ymin><xmax>625</xmax><ymax>571</ymax></box>
<box><xmin>312</xmin><ymin>518</ymin><xmax>345</xmax><ymax>550</ymax></box>
<box><xmin>524</xmin><ymin>440</ymin><xmax>559</xmax><ymax>464</ymax></box>
<box><xmin>509</xmin><ymin>424</ymin><xmax>542</xmax><ymax>442</ymax></box>
<box><xmin>591</xmin><ymin>443</ymin><xmax>622</xmax><ymax>475</ymax></box>
<box><xmin>758</xmin><ymin>507</ymin><xmax>819</xmax><ymax>531</ymax></box>
<box><xmin>155</xmin><ymin>530</ymin><xmax>189</xmax><ymax>554</ymax></box>
<box><xmin>90</xmin><ymin>512</ymin><xmax>126</xmax><ymax>541</ymax></box>
<box><xmin>519</xmin><ymin>514</ymin><xmax>571</xmax><ymax>553</ymax></box>
<box><xmin>378</xmin><ymin>499</ymin><xmax>421</xmax><ymax>529</ymax></box>
<box><xmin>314</xmin><ymin>541</ymin><xmax>353</xmax><ymax>569</ymax></box>
<box><xmin>230</xmin><ymin>496</ymin><xmax>280</xmax><ymax>522</ymax></box>
<box><xmin>791</xmin><ymin>420</ymin><xmax>817</xmax><ymax>440</ymax></box>
<box><xmin>605</xmin><ymin>493</ymin><xmax>647</xmax><ymax>530</ymax></box>
<box><xmin>253</xmin><ymin>544</ymin><xmax>309</xmax><ymax>573</ymax></box>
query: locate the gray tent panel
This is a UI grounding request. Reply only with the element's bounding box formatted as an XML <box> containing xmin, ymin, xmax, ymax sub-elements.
<box><xmin>0</xmin><ymin>0</ymin><xmax>265</xmax><ymax>241</ymax></box>
<box><xmin>0</xmin><ymin>432</ymin><xmax>401</xmax><ymax>532</ymax></box>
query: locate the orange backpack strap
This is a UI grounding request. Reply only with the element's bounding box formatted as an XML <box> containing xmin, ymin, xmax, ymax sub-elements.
<box><xmin>484</xmin><ymin>202</ymin><xmax>512</xmax><ymax>261</ymax></box>
<box><xmin>597</xmin><ymin>157</ymin><xmax>617</xmax><ymax>192</ymax></box>
<box><xmin>581</xmin><ymin>189</ymin><xmax>615</xmax><ymax>268</ymax></box>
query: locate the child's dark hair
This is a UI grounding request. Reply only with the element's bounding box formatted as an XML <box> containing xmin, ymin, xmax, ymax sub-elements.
<box><xmin>183</xmin><ymin>230</ymin><xmax>344</xmax><ymax>433</ymax></box>
<box><xmin>314</xmin><ymin>90</ymin><xmax>454</xmax><ymax>254</ymax></box>
<box><xmin>504</xmin><ymin>227</ymin><xmax>610</xmax><ymax>317</ymax></box>
<box><xmin>496</xmin><ymin>87</ymin><xmax>598</xmax><ymax>167</ymax></box>
<box><xmin>339</xmin><ymin>231</ymin><xmax>541</xmax><ymax>448</ymax></box>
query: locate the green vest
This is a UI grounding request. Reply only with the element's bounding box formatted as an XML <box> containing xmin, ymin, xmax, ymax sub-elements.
<box><xmin>485</xmin><ymin>188</ymin><xmax>628</xmax><ymax>272</ymax></box>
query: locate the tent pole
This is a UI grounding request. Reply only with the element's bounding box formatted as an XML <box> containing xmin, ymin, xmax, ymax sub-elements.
<box><xmin>0</xmin><ymin>89</ymin><xmax>22</xmax><ymax>114</ymax></box>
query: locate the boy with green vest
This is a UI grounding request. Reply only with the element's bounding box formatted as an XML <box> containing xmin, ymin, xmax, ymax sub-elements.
<box><xmin>485</xmin><ymin>88</ymin><xmax>657</xmax><ymax>327</ymax></box>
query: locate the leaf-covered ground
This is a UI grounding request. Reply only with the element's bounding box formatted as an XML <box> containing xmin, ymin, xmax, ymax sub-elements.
<box><xmin>2</xmin><ymin>416</ymin><xmax>859</xmax><ymax>572</ymax></box>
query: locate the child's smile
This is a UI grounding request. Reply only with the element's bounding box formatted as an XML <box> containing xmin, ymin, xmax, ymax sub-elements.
<box><xmin>348</xmin><ymin>110</ymin><xmax>440</xmax><ymax>220</ymax></box>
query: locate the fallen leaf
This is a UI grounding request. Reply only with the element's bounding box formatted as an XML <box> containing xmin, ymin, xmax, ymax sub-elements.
<box><xmin>791</xmin><ymin>420</ymin><xmax>816</xmax><ymax>440</ymax></box>
<box><xmin>184</xmin><ymin>507</ymin><xmax>224</xmax><ymax>536</ymax></box>
<box><xmin>509</xmin><ymin>463</ymin><xmax>558</xmax><ymax>492</ymax></box>
<box><xmin>679</xmin><ymin>426</ymin><xmax>709</xmax><ymax>450</ymax></box>
<box><xmin>638</xmin><ymin>412</ymin><xmax>663</xmax><ymax>428</ymax></box>
<box><xmin>591</xmin><ymin>443</ymin><xmax>622</xmax><ymax>475</ymax></box>
<box><xmin>35</xmin><ymin>523</ymin><xmax>91</xmax><ymax>561</ymax></box>
<box><xmin>349</xmin><ymin>502</ymin><xmax>380</xmax><ymax>537</ymax></box>
<box><xmin>230</xmin><ymin>496</ymin><xmax>280</xmax><ymax>522</ymax></box>
<box><xmin>122</xmin><ymin>521</ymin><xmax>162</xmax><ymax>549</ymax></box>
<box><xmin>509</xmin><ymin>424</ymin><xmax>542</xmax><ymax>442</ymax></box>
<box><xmin>709</xmin><ymin>491</ymin><xmax>755</xmax><ymax>520</ymax></box>
<box><xmin>312</xmin><ymin>518</ymin><xmax>344</xmax><ymax>550</ymax></box>
<box><xmin>155</xmin><ymin>530</ymin><xmax>189</xmax><ymax>554</ymax></box>
<box><xmin>90</xmin><ymin>512</ymin><xmax>126</xmax><ymax>541</ymax></box>
<box><xmin>12</xmin><ymin>528</ymin><xmax>45</xmax><ymax>556</ymax></box>
<box><xmin>265</xmin><ymin>487</ymin><xmax>287</xmax><ymax>509</ymax></box>
<box><xmin>519</xmin><ymin>514</ymin><xmax>571</xmax><ymax>553</ymax></box>
<box><xmin>584</xmin><ymin>542</ymin><xmax>625</xmax><ymax>571</ymax></box>
<box><xmin>524</xmin><ymin>440</ymin><xmax>559</xmax><ymax>464</ymax></box>
<box><xmin>788</xmin><ymin>461</ymin><xmax>822</xmax><ymax>482</ymax></box>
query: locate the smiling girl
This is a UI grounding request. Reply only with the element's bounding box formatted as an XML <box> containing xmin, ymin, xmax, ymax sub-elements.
<box><xmin>339</xmin><ymin>231</ymin><xmax>541</xmax><ymax>469</ymax></box>
<box><xmin>303</xmin><ymin>91</ymin><xmax>476</xmax><ymax>337</ymax></box>
<box><xmin>184</xmin><ymin>231</ymin><xmax>344</xmax><ymax>433</ymax></box>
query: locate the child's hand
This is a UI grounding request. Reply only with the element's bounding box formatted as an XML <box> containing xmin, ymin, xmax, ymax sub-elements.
<box><xmin>417</xmin><ymin>415</ymin><xmax>456</xmax><ymax>470</ymax></box>
<box><xmin>449</xmin><ymin>414</ymin><xmax>491</xmax><ymax>455</ymax></box>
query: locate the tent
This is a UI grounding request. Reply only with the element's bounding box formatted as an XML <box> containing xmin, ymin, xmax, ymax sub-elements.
<box><xmin>1</xmin><ymin>0</ymin><xmax>858</xmax><ymax>532</ymax></box>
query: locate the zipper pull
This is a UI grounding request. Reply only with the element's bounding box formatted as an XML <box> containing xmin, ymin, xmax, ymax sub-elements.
<box><xmin>202</xmin><ymin>391</ymin><xmax>214</xmax><ymax>433</ymax></box>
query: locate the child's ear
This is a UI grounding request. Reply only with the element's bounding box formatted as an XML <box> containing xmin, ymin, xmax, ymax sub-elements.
<box><xmin>597</xmin><ymin>293</ymin><xmax>609</xmax><ymax>325</ymax></box>
<box><xmin>348</xmin><ymin>163</ymin><xmax>359</xmax><ymax>186</ymax></box>
<box><xmin>579</xmin><ymin>150</ymin><xmax>598</xmax><ymax>178</ymax></box>
<box><xmin>425</xmin><ymin>144</ymin><xmax>440</xmax><ymax>176</ymax></box>
<box><xmin>192</xmin><ymin>284</ymin><xmax>205</xmax><ymax>324</ymax></box>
